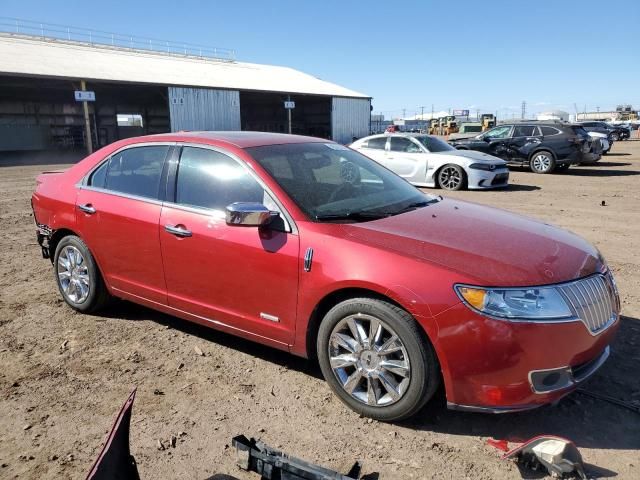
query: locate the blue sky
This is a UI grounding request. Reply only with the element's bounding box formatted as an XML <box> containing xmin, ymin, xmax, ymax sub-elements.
<box><xmin>2</xmin><ymin>0</ymin><xmax>639</xmax><ymax>119</ymax></box>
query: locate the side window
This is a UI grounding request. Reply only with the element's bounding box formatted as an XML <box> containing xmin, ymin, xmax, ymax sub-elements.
<box><xmin>513</xmin><ymin>125</ymin><xmax>536</xmax><ymax>137</ymax></box>
<box><xmin>389</xmin><ymin>137</ymin><xmax>421</xmax><ymax>153</ymax></box>
<box><xmin>103</xmin><ymin>146</ymin><xmax>168</xmax><ymax>199</ymax></box>
<box><xmin>89</xmin><ymin>160</ymin><xmax>108</xmax><ymax>188</ymax></box>
<box><xmin>176</xmin><ymin>147</ymin><xmax>265</xmax><ymax>211</ymax></box>
<box><xmin>484</xmin><ymin>125</ymin><xmax>512</xmax><ymax>139</ymax></box>
<box><xmin>364</xmin><ymin>137</ymin><xmax>387</xmax><ymax>150</ymax></box>
<box><xmin>540</xmin><ymin>126</ymin><xmax>560</xmax><ymax>136</ymax></box>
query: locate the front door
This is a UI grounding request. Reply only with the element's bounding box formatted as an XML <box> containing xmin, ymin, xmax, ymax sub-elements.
<box><xmin>386</xmin><ymin>136</ymin><xmax>428</xmax><ymax>182</ymax></box>
<box><xmin>159</xmin><ymin>145</ymin><xmax>300</xmax><ymax>345</ymax></box>
<box><xmin>75</xmin><ymin>144</ymin><xmax>171</xmax><ymax>304</ymax></box>
<box><xmin>479</xmin><ymin>125</ymin><xmax>513</xmax><ymax>159</ymax></box>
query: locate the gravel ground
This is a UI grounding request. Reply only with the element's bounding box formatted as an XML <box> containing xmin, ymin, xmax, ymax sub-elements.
<box><xmin>1</xmin><ymin>142</ymin><xmax>639</xmax><ymax>479</ymax></box>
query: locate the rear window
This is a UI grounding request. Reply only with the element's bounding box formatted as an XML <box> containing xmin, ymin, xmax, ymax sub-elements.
<box><xmin>540</xmin><ymin>126</ymin><xmax>560</xmax><ymax>136</ymax></box>
<box><xmin>513</xmin><ymin>126</ymin><xmax>536</xmax><ymax>137</ymax></box>
<box><xmin>90</xmin><ymin>146</ymin><xmax>169</xmax><ymax>199</ymax></box>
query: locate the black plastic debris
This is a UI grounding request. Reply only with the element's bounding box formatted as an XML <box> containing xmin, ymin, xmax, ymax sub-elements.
<box><xmin>86</xmin><ymin>388</ymin><xmax>140</xmax><ymax>480</ymax></box>
<box><xmin>232</xmin><ymin>435</ymin><xmax>363</xmax><ymax>480</ymax></box>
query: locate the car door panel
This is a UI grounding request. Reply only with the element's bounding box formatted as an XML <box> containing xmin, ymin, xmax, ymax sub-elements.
<box><xmin>159</xmin><ymin>146</ymin><xmax>299</xmax><ymax>344</ymax></box>
<box><xmin>75</xmin><ymin>145</ymin><xmax>170</xmax><ymax>304</ymax></box>
<box><xmin>76</xmin><ymin>190</ymin><xmax>167</xmax><ymax>303</ymax></box>
<box><xmin>388</xmin><ymin>137</ymin><xmax>427</xmax><ymax>182</ymax></box>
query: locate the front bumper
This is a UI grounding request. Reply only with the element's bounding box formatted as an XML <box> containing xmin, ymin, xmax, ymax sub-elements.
<box><xmin>432</xmin><ymin>301</ymin><xmax>619</xmax><ymax>412</ymax></box>
<box><xmin>467</xmin><ymin>168</ymin><xmax>509</xmax><ymax>189</ymax></box>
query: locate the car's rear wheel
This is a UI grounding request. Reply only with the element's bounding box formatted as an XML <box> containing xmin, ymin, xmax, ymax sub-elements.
<box><xmin>317</xmin><ymin>298</ymin><xmax>439</xmax><ymax>421</ymax></box>
<box><xmin>529</xmin><ymin>151</ymin><xmax>556</xmax><ymax>174</ymax></box>
<box><xmin>611</xmin><ymin>132</ymin><xmax>619</xmax><ymax>141</ymax></box>
<box><xmin>437</xmin><ymin>164</ymin><xmax>466</xmax><ymax>190</ymax></box>
<box><xmin>54</xmin><ymin>235</ymin><xmax>110</xmax><ymax>313</ymax></box>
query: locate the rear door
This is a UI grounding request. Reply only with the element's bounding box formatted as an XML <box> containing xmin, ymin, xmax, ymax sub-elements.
<box><xmin>159</xmin><ymin>145</ymin><xmax>299</xmax><ymax>345</ymax></box>
<box><xmin>386</xmin><ymin>137</ymin><xmax>427</xmax><ymax>182</ymax></box>
<box><xmin>75</xmin><ymin>144</ymin><xmax>172</xmax><ymax>304</ymax></box>
<box><xmin>507</xmin><ymin>125</ymin><xmax>540</xmax><ymax>162</ymax></box>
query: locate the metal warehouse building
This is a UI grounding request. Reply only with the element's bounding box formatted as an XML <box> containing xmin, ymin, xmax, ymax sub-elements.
<box><xmin>0</xmin><ymin>26</ymin><xmax>371</xmax><ymax>156</ymax></box>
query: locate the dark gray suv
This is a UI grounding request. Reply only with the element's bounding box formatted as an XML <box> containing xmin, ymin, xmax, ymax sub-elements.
<box><xmin>449</xmin><ymin>123</ymin><xmax>591</xmax><ymax>174</ymax></box>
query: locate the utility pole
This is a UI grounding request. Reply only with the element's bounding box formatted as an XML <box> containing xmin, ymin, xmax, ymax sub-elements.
<box><xmin>420</xmin><ymin>106</ymin><xmax>425</xmax><ymax>131</ymax></box>
<box><xmin>521</xmin><ymin>100</ymin><xmax>526</xmax><ymax>120</ymax></box>
<box><xmin>287</xmin><ymin>95</ymin><xmax>292</xmax><ymax>134</ymax></box>
<box><xmin>80</xmin><ymin>80</ymin><xmax>93</xmax><ymax>154</ymax></box>
<box><xmin>402</xmin><ymin>108</ymin><xmax>406</xmax><ymax>119</ymax></box>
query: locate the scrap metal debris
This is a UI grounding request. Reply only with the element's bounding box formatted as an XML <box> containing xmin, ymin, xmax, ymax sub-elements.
<box><xmin>489</xmin><ymin>435</ymin><xmax>587</xmax><ymax>479</ymax></box>
<box><xmin>233</xmin><ymin>435</ymin><xmax>367</xmax><ymax>480</ymax></box>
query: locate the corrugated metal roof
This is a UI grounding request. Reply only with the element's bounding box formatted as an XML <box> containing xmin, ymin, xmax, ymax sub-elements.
<box><xmin>0</xmin><ymin>34</ymin><xmax>369</xmax><ymax>99</ymax></box>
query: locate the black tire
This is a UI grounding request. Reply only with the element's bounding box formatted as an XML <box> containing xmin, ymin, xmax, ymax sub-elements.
<box><xmin>529</xmin><ymin>150</ymin><xmax>556</xmax><ymax>174</ymax></box>
<box><xmin>437</xmin><ymin>164</ymin><xmax>466</xmax><ymax>191</ymax></box>
<box><xmin>611</xmin><ymin>132</ymin><xmax>619</xmax><ymax>141</ymax></box>
<box><xmin>53</xmin><ymin>235</ymin><xmax>110</xmax><ymax>313</ymax></box>
<box><xmin>317</xmin><ymin>298</ymin><xmax>440</xmax><ymax>422</ymax></box>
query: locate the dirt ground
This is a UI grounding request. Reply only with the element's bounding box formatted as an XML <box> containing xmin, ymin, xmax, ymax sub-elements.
<box><xmin>1</xmin><ymin>142</ymin><xmax>639</xmax><ymax>480</ymax></box>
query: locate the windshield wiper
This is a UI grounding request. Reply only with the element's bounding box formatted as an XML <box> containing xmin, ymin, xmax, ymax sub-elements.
<box><xmin>381</xmin><ymin>198</ymin><xmax>439</xmax><ymax>216</ymax></box>
<box><xmin>314</xmin><ymin>211</ymin><xmax>391</xmax><ymax>222</ymax></box>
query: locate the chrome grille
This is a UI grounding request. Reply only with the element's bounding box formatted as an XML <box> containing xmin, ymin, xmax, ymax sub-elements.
<box><xmin>557</xmin><ymin>273</ymin><xmax>618</xmax><ymax>334</ymax></box>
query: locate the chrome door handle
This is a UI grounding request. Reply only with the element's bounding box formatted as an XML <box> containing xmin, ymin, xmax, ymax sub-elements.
<box><xmin>78</xmin><ymin>204</ymin><xmax>96</xmax><ymax>214</ymax></box>
<box><xmin>164</xmin><ymin>224</ymin><xmax>192</xmax><ymax>237</ymax></box>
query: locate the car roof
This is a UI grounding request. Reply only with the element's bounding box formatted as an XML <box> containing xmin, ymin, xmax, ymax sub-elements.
<box><xmin>119</xmin><ymin>131</ymin><xmax>329</xmax><ymax>149</ymax></box>
<box><xmin>363</xmin><ymin>133</ymin><xmax>431</xmax><ymax>139</ymax></box>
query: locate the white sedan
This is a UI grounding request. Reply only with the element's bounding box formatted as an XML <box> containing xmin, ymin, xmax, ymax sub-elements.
<box><xmin>350</xmin><ymin>133</ymin><xmax>509</xmax><ymax>191</ymax></box>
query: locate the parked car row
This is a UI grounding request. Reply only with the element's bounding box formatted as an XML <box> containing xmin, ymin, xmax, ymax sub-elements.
<box><xmin>350</xmin><ymin>119</ymin><xmax>620</xmax><ymax>190</ymax></box>
<box><xmin>349</xmin><ymin>134</ymin><xmax>509</xmax><ymax>191</ymax></box>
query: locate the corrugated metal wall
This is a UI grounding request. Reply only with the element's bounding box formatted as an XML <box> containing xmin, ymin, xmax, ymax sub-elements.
<box><xmin>331</xmin><ymin>97</ymin><xmax>371</xmax><ymax>144</ymax></box>
<box><xmin>169</xmin><ymin>87</ymin><xmax>240</xmax><ymax>132</ymax></box>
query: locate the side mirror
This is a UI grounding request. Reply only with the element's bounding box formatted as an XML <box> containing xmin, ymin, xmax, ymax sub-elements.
<box><xmin>225</xmin><ymin>202</ymin><xmax>278</xmax><ymax>227</ymax></box>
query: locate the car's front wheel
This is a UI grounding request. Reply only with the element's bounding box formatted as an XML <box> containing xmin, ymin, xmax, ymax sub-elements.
<box><xmin>529</xmin><ymin>151</ymin><xmax>556</xmax><ymax>174</ymax></box>
<box><xmin>54</xmin><ymin>235</ymin><xmax>110</xmax><ymax>313</ymax></box>
<box><xmin>437</xmin><ymin>164</ymin><xmax>466</xmax><ymax>190</ymax></box>
<box><xmin>317</xmin><ymin>298</ymin><xmax>440</xmax><ymax>421</ymax></box>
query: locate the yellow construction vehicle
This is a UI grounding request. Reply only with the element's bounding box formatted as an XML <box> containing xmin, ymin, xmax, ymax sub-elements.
<box><xmin>480</xmin><ymin>114</ymin><xmax>496</xmax><ymax>131</ymax></box>
<box><xmin>429</xmin><ymin>118</ymin><xmax>439</xmax><ymax>135</ymax></box>
<box><xmin>444</xmin><ymin>115</ymin><xmax>459</xmax><ymax>135</ymax></box>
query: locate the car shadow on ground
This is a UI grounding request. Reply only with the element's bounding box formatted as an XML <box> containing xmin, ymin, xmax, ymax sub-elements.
<box><xmin>564</xmin><ymin>167</ymin><xmax>640</xmax><ymax>177</ymax></box>
<box><xmin>98</xmin><ymin>300</ymin><xmax>324</xmax><ymax>378</ymax></box>
<box><xmin>577</xmin><ymin>161</ymin><xmax>631</xmax><ymax>168</ymax></box>
<box><xmin>99</xmin><ymin>302</ymin><xmax>640</xmax><ymax>454</ymax></box>
<box><xmin>604</xmin><ymin>152</ymin><xmax>631</xmax><ymax>156</ymax></box>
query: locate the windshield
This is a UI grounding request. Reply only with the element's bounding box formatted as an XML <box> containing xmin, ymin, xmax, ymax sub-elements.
<box><xmin>414</xmin><ymin>136</ymin><xmax>455</xmax><ymax>152</ymax></box>
<box><xmin>246</xmin><ymin>142</ymin><xmax>438</xmax><ymax>222</ymax></box>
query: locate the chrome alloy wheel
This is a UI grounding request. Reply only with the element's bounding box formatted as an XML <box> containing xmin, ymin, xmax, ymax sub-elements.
<box><xmin>439</xmin><ymin>166</ymin><xmax>462</xmax><ymax>190</ymax></box>
<box><xmin>328</xmin><ymin>314</ymin><xmax>411</xmax><ymax>407</ymax></box>
<box><xmin>57</xmin><ymin>245</ymin><xmax>90</xmax><ymax>303</ymax></box>
<box><xmin>532</xmin><ymin>153</ymin><xmax>551</xmax><ymax>172</ymax></box>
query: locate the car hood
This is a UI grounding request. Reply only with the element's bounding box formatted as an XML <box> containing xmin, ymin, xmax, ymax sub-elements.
<box><xmin>436</xmin><ymin>149</ymin><xmax>506</xmax><ymax>165</ymax></box>
<box><xmin>341</xmin><ymin>199</ymin><xmax>602</xmax><ymax>287</ymax></box>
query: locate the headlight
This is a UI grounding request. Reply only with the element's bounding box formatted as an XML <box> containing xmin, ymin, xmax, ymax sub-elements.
<box><xmin>469</xmin><ymin>163</ymin><xmax>498</xmax><ymax>171</ymax></box>
<box><xmin>455</xmin><ymin>285</ymin><xmax>573</xmax><ymax>320</ymax></box>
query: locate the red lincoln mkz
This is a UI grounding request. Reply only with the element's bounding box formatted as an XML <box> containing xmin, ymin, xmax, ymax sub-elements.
<box><xmin>32</xmin><ymin>132</ymin><xmax>620</xmax><ymax>421</ymax></box>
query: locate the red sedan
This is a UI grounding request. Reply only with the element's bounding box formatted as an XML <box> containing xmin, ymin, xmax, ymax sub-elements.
<box><xmin>31</xmin><ymin>132</ymin><xmax>620</xmax><ymax>421</ymax></box>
